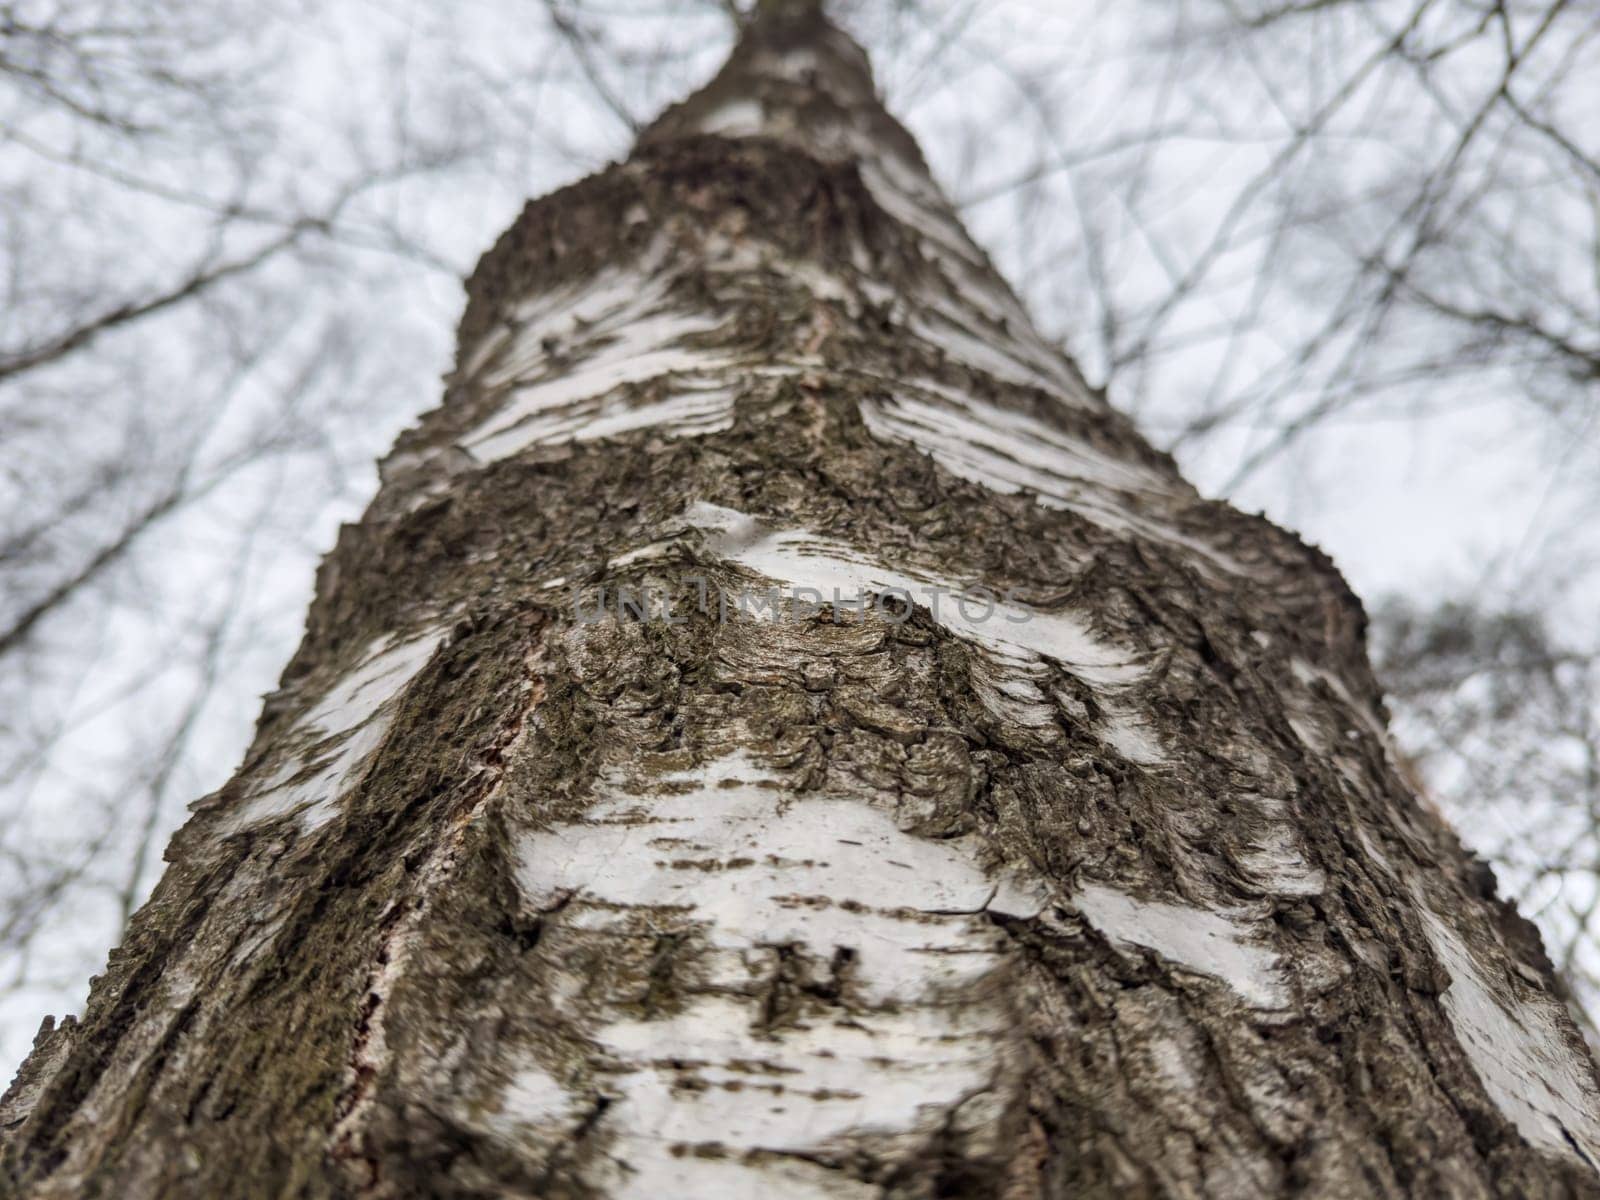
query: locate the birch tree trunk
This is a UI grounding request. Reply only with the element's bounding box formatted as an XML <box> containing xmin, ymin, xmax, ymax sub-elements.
<box><xmin>6</xmin><ymin>3</ymin><xmax>1600</xmax><ymax>1197</ymax></box>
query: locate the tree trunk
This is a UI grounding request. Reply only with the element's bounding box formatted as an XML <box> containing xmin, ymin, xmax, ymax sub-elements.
<box><xmin>6</xmin><ymin>5</ymin><xmax>1600</xmax><ymax>1197</ymax></box>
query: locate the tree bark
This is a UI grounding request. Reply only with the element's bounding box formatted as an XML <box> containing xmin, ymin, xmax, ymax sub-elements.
<box><xmin>6</xmin><ymin>6</ymin><xmax>1600</xmax><ymax>1198</ymax></box>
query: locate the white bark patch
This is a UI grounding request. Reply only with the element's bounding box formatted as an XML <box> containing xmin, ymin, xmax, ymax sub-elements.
<box><xmin>781</xmin><ymin>258</ymin><xmax>856</xmax><ymax>306</ymax></box>
<box><xmin>859</xmin><ymin>388</ymin><xmax>1245</xmax><ymax>575</ymax></box>
<box><xmin>490</xmin><ymin>1064</ymin><xmax>580</xmax><ymax>1133</ymax></box>
<box><xmin>502</xmin><ymin>263</ymin><xmax>671</xmax><ymax>350</ymax></box>
<box><xmin>968</xmin><ymin>651</ymin><xmax>1060</xmax><ymax>732</ymax></box>
<box><xmin>466</xmin><ymin>316</ymin><xmax>736</xmax><ymax>464</ymax></box>
<box><xmin>866</xmin><ymin>387</ymin><xmax>1165</xmax><ymax>495</ymax></box>
<box><xmin>902</xmin><ymin>300</ymin><xmax>1078</xmax><ymax>399</ymax></box>
<box><xmin>698</xmin><ymin>98</ymin><xmax>765</xmax><ymax>137</ymax></box>
<box><xmin>1415</xmin><ymin>903</ymin><xmax>1600</xmax><ymax>1165</ymax></box>
<box><xmin>511</xmin><ymin>753</ymin><xmax>1020</xmax><ymax>1192</ymax></box>
<box><xmin>1235</xmin><ymin>803</ymin><xmax>1326</xmax><ymax>899</ymax></box>
<box><xmin>487</xmin><ymin>377</ymin><xmax>739</xmax><ymax>459</ymax></box>
<box><xmin>856</xmin><ymin>148</ymin><xmax>981</xmax><ymax>267</ymax></box>
<box><xmin>1283</xmin><ymin>661</ymin><xmax>1423</xmax><ymax>853</ymax></box>
<box><xmin>833</xmin><ymin>140</ymin><xmax>1086</xmax><ymax>404</ymax></box>
<box><xmin>226</xmin><ymin>629</ymin><xmax>445</xmax><ymax>832</ymax></box>
<box><xmin>517</xmin><ymin>756</ymin><xmax>1002</xmax><ymax>999</ymax></box>
<box><xmin>1097</xmin><ymin>707</ymin><xmax>1169</xmax><ymax>766</ymax></box>
<box><xmin>683</xmin><ymin>500</ymin><xmax>1147</xmax><ymax>688</ymax></box>
<box><xmin>1290</xmin><ymin>658</ymin><xmax>1388</xmax><ymax>740</ymax></box>
<box><xmin>1072</xmin><ymin>882</ymin><xmax>1288</xmax><ymax>1009</ymax></box>
<box><xmin>751</xmin><ymin>46</ymin><xmax>822</xmax><ymax>84</ymax></box>
<box><xmin>447</xmin><ymin>254</ymin><xmax>771</xmax><ymax>464</ymax></box>
<box><xmin>460</xmin><ymin>264</ymin><xmax>650</xmax><ymax>382</ymax></box>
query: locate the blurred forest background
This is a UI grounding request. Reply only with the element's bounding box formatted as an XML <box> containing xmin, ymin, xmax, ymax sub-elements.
<box><xmin>2</xmin><ymin>0</ymin><xmax>1597</xmax><ymax>1072</ymax></box>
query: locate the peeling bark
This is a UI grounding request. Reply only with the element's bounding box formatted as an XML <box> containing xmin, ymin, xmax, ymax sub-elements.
<box><xmin>6</xmin><ymin>5</ymin><xmax>1600</xmax><ymax>1198</ymax></box>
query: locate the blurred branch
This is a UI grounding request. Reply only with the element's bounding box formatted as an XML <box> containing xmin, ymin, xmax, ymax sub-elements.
<box><xmin>540</xmin><ymin>0</ymin><xmax>642</xmax><ymax>134</ymax></box>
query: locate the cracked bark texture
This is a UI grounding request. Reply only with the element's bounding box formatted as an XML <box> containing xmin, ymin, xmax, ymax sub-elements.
<box><xmin>6</xmin><ymin>3</ymin><xmax>1600</xmax><ymax>1197</ymax></box>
